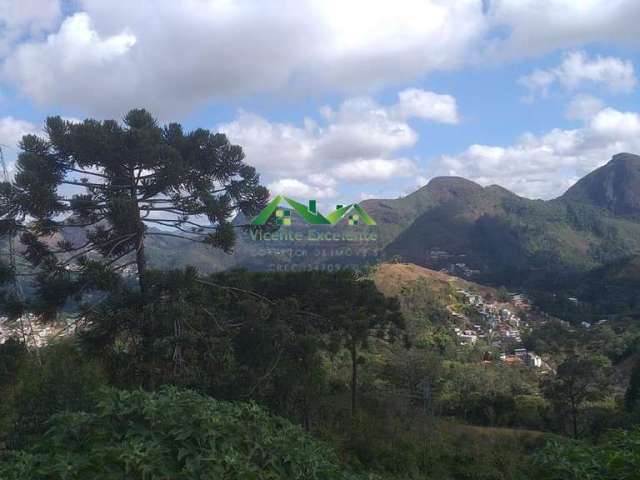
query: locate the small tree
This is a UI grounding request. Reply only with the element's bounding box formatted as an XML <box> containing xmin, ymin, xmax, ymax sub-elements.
<box><xmin>327</xmin><ymin>272</ymin><xmax>404</xmax><ymax>419</ymax></box>
<box><xmin>0</xmin><ymin>109</ymin><xmax>268</xmax><ymax>314</ymax></box>
<box><xmin>543</xmin><ymin>353</ymin><xmax>612</xmax><ymax>438</ymax></box>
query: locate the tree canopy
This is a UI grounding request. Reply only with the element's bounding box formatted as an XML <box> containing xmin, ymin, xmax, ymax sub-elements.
<box><xmin>0</xmin><ymin>109</ymin><xmax>268</xmax><ymax>315</ymax></box>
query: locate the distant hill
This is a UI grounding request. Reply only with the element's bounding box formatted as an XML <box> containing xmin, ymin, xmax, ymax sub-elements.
<box><xmin>561</xmin><ymin>153</ymin><xmax>640</xmax><ymax>216</ymax></box>
<box><xmin>383</xmin><ymin>171</ymin><xmax>640</xmax><ymax>288</ymax></box>
<box><xmin>372</xmin><ymin>261</ymin><xmax>496</xmax><ymax>300</ymax></box>
<box><xmin>358</xmin><ymin>176</ymin><xmax>482</xmax><ymax>246</ymax></box>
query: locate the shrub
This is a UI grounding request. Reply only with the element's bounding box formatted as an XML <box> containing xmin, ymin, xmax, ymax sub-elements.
<box><xmin>0</xmin><ymin>387</ymin><xmax>365</xmax><ymax>480</ymax></box>
<box><xmin>536</xmin><ymin>428</ymin><xmax>640</xmax><ymax>480</ymax></box>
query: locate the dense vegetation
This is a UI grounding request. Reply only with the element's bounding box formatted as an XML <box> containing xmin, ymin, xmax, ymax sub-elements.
<box><xmin>0</xmin><ymin>388</ymin><xmax>360</xmax><ymax>480</ymax></box>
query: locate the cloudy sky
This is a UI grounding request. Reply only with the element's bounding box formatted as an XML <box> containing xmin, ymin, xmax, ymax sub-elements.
<box><xmin>1</xmin><ymin>0</ymin><xmax>639</xmax><ymax>206</ymax></box>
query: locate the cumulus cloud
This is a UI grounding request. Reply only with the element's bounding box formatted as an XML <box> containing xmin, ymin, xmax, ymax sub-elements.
<box><xmin>487</xmin><ymin>0</ymin><xmax>640</xmax><ymax>60</ymax></box>
<box><xmin>0</xmin><ymin>0</ymin><xmax>484</xmax><ymax>117</ymax></box>
<box><xmin>565</xmin><ymin>94</ymin><xmax>604</xmax><ymax>120</ymax></box>
<box><xmin>3</xmin><ymin>13</ymin><xmax>137</xmax><ymax>114</ymax></box>
<box><xmin>334</xmin><ymin>158</ymin><xmax>417</xmax><ymax>180</ymax></box>
<box><xmin>394</xmin><ymin>89</ymin><xmax>459</xmax><ymax>124</ymax></box>
<box><xmin>520</xmin><ymin>51</ymin><xmax>637</xmax><ymax>99</ymax></box>
<box><xmin>2</xmin><ymin>1</ymin><xmax>640</xmax><ymax>116</ymax></box>
<box><xmin>219</xmin><ymin>89</ymin><xmax>455</xmax><ymax>192</ymax></box>
<box><xmin>267</xmin><ymin>178</ymin><xmax>337</xmax><ymax>199</ymax></box>
<box><xmin>430</xmin><ymin>106</ymin><xmax>640</xmax><ymax>199</ymax></box>
<box><xmin>0</xmin><ymin>0</ymin><xmax>61</xmax><ymax>55</ymax></box>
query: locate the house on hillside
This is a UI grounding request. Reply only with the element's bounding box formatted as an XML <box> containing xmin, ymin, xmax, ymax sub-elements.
<box><xmin>525</xmin><ymin>352</ymin><xmax>542</xmax><ymax>368</ymax></box>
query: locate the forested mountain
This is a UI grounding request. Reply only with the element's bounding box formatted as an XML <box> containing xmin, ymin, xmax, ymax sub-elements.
<box><xmin>561</xmin><ymin>153</ymin><xmax>640</xmax><ymax>216</ymax></box>
<box><xmin>384</xmin><ymin>175</ymin><xmax>640</xmax><ymax>288</ymax></box>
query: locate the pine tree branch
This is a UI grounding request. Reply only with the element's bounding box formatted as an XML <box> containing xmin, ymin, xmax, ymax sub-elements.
<box><xmin>67</xmin><ymin>168</ymin><xmax>110</xmax><ymax>179</ymax></box>
<box><xmin>146</xmin><ymin>232</ymin><xmax>204</xmax><ymax>243</ymax></box>
<box><xmin>142</xmin><ymin>219</ymin><xmax>208</xmax><ymax>236</ymax></box>
<box><xmin>61</xmin><ymin>181</ymin><xmax>132</xmax><ymax>190</ymax></box>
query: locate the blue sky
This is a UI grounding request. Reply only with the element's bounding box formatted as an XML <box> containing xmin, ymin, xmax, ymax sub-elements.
<box><xmin>1</xmin><ymin>0</ymin><xmax>640</xmax><ymax>208</ymax></box>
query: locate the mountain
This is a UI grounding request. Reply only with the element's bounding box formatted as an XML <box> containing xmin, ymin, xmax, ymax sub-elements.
<box><xmin>561</xmin><ymin>153</ymin><xmax>640</xmax><ymax>216</ymax></box>
<box><xmin>358</xmin><ymin>176</ymin><xmax>482</xmax><ymax>246</ymax></box>
<box><xmin>383</xmin><ymin>156</ymin><xmax>640</xmax><ymax>288</ymax></box>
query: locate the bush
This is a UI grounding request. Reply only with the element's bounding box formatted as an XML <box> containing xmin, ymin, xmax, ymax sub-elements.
<box><xmin>0</xmin><ymin>387</ymin><xmax>365</xmax><ymax>480</ymax></box>
<box><xmin>3</xmin><ymin>340</ymin><xmax>106</xmax><ymax>448</ymax></box>
<box><xmin>536</xmin><ymin>428</ymin><xmax>640</xmax><ymax>480</ymax></box>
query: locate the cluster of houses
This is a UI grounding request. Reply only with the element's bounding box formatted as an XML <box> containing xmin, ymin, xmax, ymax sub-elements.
<box><xmin>451</xmin><ymin>289</ymin><xmax>544</xmax><ymax>369</ymax></box>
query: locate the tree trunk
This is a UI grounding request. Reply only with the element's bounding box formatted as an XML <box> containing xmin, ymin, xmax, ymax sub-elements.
<box><xmin>350</xmin><ymin>340</ymin><xmax>358</xmax><ymax>420</ymax></box>
<box><xmin>570</xmin><ymin>397</ymin><xmax>578</xmax><ymax>439</ymax></box>
<box><xmin>135</xmin><ymin>235</ymin><xmax>147</xmax><ymax>295</ymax></box>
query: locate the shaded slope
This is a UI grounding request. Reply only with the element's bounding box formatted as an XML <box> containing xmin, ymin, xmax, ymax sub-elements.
<box><xmin>562</xmin><ymin>153</ymin><xmax>640</xmax><ymax>216</ymax></box>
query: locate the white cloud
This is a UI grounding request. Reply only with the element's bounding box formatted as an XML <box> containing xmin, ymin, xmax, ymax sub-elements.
<box><xmin>430</xmin><ymin>106</ymin><xmax>640</xmax><ymax>199</ymax></box>
<box><xmin>487</xmin><ymin>0</ymin><xmax>640</xmax><ymax>60</ymax></box>
<box><xmin>0</xmin><ymin>116</ymin><xmax>38</xmax><ymax>149</ymax></box>
<box><xmin>0</xmin><ymin>0</ymin><xmax>485</xmax><ymax>117</ymax></box>
<box><xmin>267</xmin><ymin>178</ymin><xmax>336</xmax><ymax>199</ymax></box>
<box><xmin>589</xmin><ymin>107</ymin><xmax>640</xmax><ymax>139</ymax></box>
<box><xmin>306</xmin><ymin>173</ymin><xmax>337</xmax><ymax>188</ymax></box>
<box><xmin>394</xmin><ymin>88</ymin><xmax>459</xmax><ymax>124</ymax></box>
<box><xmin>0</xmin><ymin>116</ymin><xmax>39</xmax><ymax>174</ymax></box>
<box><xmin>520</xmin><ymin>51</ymin><xmax>637</xmax><ymax>99</ymax></box>
<box><xmin>519</xmin><ymin>69</ymin><xmax>556</xmax><ymax>99</ymax></box>
<box><xmin>566</xmin><ymin>94</ymin><xmax>604</xmax><ymax>120</ymax></box>
<box><xmin>3</xmin><ymin>13</ymin><xmax>137</xmax><ymax>114</ymax></box>
<box><xmin>1</xmin><ymin>1</ymin><xmax>640</xmax><ymax>117</ymax></box>
<box><xmin>220</xmin><ymin>90</ymin><xmax>445</xmax><ymax>198</ymax></box>
<box><xmin>334</xmin><ymin>158</ymin><xmax>417</xmax><ymax>180</ymax></box>
<box><xmin>219</xmin><ymin>89</ymin><xmax>452</xmax><ymax>179</ymax></box>
<box><xmin>0</xmin><ymin>0</ymin><xmax>61</xmax><ymax>56</ymax></box>
<box><xmin>315</xmin><ymin>97</ymin><xmax>418</xmax><ymax>162</ymax></box>
<box><xmin>2</xmin><ymin>1</ymin><xmax>640</xmax><ymax>116</ymax></box>
<box><xmin>218</xmin><ymin>112</ymin><xmax>317</xmax><ymax>175</ymax></box>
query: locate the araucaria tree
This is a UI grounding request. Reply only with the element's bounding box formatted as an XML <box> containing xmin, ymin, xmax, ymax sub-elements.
<box><xmin>0</xmin><ymin>109</ymin><xmax>268</xmax><ymax>313</ymax></box>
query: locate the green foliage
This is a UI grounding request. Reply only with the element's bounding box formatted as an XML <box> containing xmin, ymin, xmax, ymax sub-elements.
<box><xmin>334</xmin><ymin>402</ymin><xmax>546</xmax><ymax>480</ymax></box>
<box><xmin>536</xmin><ymin>428</ymin><xmax>640</xmax><ymax>480</ymax></box>
<box><xmin>0</xmin><ymin>109</ymin><xmax>268</xmax><ymax>316</ymax></box>
<box><xmin>542</xmin><ymin>353</ymin><xmax>613</xmax><ymax>438</ymax></box>
<box><xmin>2</xmin><ymin>340</ymin><xmax>107</xmax><ymax>448</ymax></box>
<box><xmin>0</xmin><ymin>387</ymin><xmax>362</xmax><ymax>480</ymax></box>
<box><xmin>438</xmin><ymin>361</ymin><xmax>541</xmax><ymax>427</ymax></box>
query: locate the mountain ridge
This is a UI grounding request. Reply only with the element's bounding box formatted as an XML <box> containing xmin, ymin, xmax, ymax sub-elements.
<box><xmin>560</xmin><ymin>152</ymin><xmax>640</xmax><ymax>216</ymax></box>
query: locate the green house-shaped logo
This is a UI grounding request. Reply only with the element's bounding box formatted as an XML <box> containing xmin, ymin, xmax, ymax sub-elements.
<box><xmin>251</xmin><ymin>196</ymin><xmax>376</xmax><ymax>226</ymax></box>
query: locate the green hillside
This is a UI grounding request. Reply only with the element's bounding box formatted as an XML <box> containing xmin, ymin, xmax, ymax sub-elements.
<box><xmin>561</xmin><ymin>153</ymin><xmax>640</xmax><ymax>216</ymax></box>
<box><xmin>385</xmin><ymin>178</ymin><xmax>640</xmax><ymax>288</ymax></box>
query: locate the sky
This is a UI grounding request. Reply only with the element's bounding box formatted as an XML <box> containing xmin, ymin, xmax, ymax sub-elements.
<box><xmin>1</xmin><ymin>0</ymin><xmax>639</xmax><ymax>209</ymax></box>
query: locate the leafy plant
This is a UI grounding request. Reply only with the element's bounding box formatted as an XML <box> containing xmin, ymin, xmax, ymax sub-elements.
<box><xmin>0</xmin><ymin>387</ymin><xmax>365</xmax><ymax>480</ymax></box>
